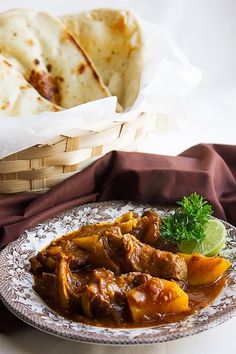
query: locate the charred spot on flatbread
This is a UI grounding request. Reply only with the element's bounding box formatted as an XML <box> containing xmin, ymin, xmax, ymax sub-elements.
<box><xmin>29</xmin><ymin>69</ymin><xmax>61</xmax><ymax>105</ymax></box>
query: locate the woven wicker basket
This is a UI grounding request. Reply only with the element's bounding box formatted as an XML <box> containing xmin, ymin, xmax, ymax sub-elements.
<box><xmin>0</xmin><ymin>112</ymin><xmax>155</xmax><ymax>194</ymax></box>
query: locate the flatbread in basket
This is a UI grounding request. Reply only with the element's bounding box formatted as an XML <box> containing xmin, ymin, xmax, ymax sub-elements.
<box><xmin>0</xmin><ymin>9</ymin><xmax>110</xmax><ymax>109</ymax></box>
<box><xmin>0</xmin><ymin>55</ymin><xmax>61</xmax><ymax>116</ymax></box>
<box><xmin>0</xmin><ymin>8</ymin><xmax>149</xmax><ymax>194</ymax></box>
<box><xmin>62</xmin><ymin>8</ymin><xmax>144</xmax><ymax>109</ymax></box>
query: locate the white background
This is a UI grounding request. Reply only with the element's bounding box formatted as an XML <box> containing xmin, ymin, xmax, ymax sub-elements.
<box><xmin>0</xmin><ymin>1</ymin><xmax>235</xmax><ymax>353</ymax></box>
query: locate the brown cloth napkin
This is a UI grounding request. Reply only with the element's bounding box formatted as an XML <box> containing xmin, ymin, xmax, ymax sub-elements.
<box><xmin>0</xmin><ymin>143</ymin><xmax>236</xmax><ymax>333</ymax></box>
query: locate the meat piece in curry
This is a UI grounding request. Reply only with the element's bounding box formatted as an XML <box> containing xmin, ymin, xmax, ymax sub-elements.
<box><xmin>30</xmin><ymin>210</ymin><xmax>230</xmax><ymax>327</ymax></box>
<box><xmin>79</xmin><ymin>227</ymin><xmax>187</xmax><ymax>280</ymax></box>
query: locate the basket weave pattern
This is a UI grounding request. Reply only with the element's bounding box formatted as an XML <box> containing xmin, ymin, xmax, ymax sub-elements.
<box><xmin>0</xmin><ymin>113</ymin><xmax>155</xmax><ymax>194</ymax></box>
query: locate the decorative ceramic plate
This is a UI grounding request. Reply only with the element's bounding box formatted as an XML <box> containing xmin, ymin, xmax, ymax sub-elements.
<box><xmin>0</xmin><ymin>201</ymin><xmax>235</xmax><ymax>345</ymax></box>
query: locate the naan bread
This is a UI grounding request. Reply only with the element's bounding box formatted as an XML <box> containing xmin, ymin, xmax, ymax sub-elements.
<box><xmin>0</xmin><ymin>55</ymin><xmax>60</xmax><ymax>116</ymax></box>
<box><xmin>0</xmin><ymin>9</ymin><xmax>110</xmax><ymax>109</ymax></box>
<box><xmin>62</xmin><ymin>9</ymin><xmax>144</xmax><ymax>109</ymax></box>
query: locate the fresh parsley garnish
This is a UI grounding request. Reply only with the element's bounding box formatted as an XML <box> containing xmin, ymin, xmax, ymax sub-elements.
<box><xmin>161</xmin><ymin>192</ymin><xmax>213</xmax><ymax>245</ymax></box>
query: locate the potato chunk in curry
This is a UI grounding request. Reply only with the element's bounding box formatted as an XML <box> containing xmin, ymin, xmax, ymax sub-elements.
<box><xmin>179</xmin><ymin>253</ymin><xmax>231</xmax><ymax>286</ymax></box>
<box><xmin>127</xmin><ymin>278</ymin><xmax>189</xmax><ymax>322</ymax></box>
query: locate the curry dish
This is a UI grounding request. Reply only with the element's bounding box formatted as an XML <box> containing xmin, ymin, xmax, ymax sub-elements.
<box><xmin>30</xmin><ymin>210</ymin><xmax>230</xmax><ymax>327</ymax></box>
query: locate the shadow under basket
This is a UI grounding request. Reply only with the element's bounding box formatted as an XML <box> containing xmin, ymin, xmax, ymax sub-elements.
<box><xmin>0</xmin><ymin>113</ymin><xmax>155</xmax><ymax>194</ymax></box>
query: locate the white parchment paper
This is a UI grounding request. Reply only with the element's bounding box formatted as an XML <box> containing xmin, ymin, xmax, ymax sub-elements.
<box><xmin>0</xmin><ymin>18</ymin><xmax>201</xmax><ymax>159</ymax></box>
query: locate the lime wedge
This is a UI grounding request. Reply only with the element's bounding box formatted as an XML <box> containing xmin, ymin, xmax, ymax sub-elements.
<box><xmin>179</xmin><ymin>239</ymin><xmax>198</xmax><ymax>254</ymax></box>
<box><xmin>179</xmin><ymin>219</ymin><xmax>226</xmax><ymax>256</ymax></box>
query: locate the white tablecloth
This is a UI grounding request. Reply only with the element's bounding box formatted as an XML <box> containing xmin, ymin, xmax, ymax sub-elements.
<box><xmin>0</xmin><ymin>0</ymin><xmax>235</xmax><ymax>353</ymax></box>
